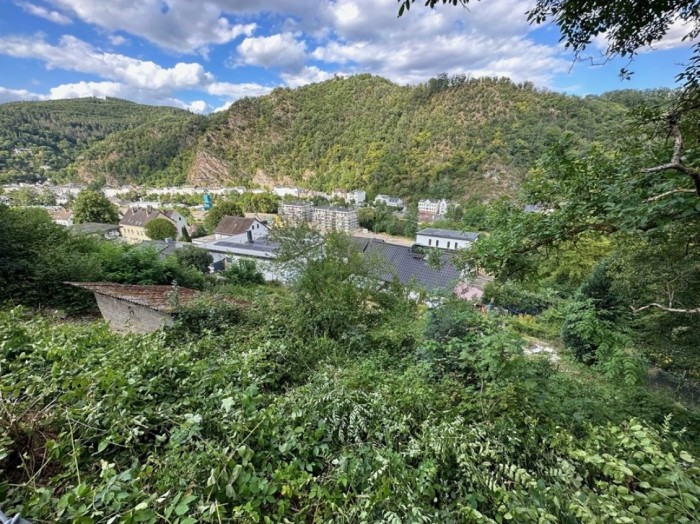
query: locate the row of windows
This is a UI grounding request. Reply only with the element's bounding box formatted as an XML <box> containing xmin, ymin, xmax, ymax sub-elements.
<box><xmin>427</xmin><ymin>239</ymin><xmax>460</xmax><ymax>249</ymax></box>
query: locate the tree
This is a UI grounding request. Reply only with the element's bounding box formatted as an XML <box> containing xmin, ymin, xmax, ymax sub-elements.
<box><xmin>175</xmin><ymin>245</ymin><xmax>213</xmax><ymax>273</ymax></box>
<box><xmin>204</xmin><ymin>200</ymin><xmax>244</xmax><ymax>233</ymax></box>
<box><xmin>72</xmin><ymin>190</ymin><xmax>119</xmax><ymax>224</ymax></box>
<box><xmin>181</xmin><ymin>226</ymin><xmax>191</xmax><ymax>243</ymax></box>
<box><xmin>404</xmin><ymin>204</ymin><xmax>419</xmax><ymax>238</ymax></box>
<box><xmin>145</xmin><ymin>218</ymin><xmax>177</xmax><ymax>240</ymax></box>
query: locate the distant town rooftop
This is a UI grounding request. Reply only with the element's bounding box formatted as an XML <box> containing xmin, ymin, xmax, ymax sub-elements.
<box><xmin>417</xmin><ymin>228</ymin><xmax>479</xmax><ymax>242</ymax></box>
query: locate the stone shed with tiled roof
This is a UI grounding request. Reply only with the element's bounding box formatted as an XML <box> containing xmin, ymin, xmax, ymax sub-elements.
<box><xmin>66</xmin><ymin>282</ymin><xmax>200</xmax><ymax>333</ymax></box>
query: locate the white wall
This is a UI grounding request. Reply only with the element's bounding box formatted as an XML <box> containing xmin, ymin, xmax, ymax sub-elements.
<box><xmin>416</xmin><ymin>234</ymin><xmax>471</xmax><ymax>250</ymax></box>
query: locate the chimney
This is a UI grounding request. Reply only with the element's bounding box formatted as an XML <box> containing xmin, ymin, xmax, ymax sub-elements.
<box><xmin>246</xmin><ymin>230</ymin><xmax>253</xmax><ymax>244</ymax></box>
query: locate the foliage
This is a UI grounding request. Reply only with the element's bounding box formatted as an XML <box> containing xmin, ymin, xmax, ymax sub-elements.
<box><xmin>72</xmin><ymin>189</ymin><xmax>119</xmax><ymax>224</ymax></box>
<box><xmin>1</xmin><ymin>78</ymin><xmax>659</xmax><ymax>198</ymax></box>
<box><xmin>222</xmin><ymin>259</ymin><xmax>265</xmax><ymax>286</ymax></box>
<box><xmin>145</xmin><ymin>218</ymin><xmax>178</xmax><ymax>240</ymax></box>
<box><xmin>170</xmin><ymin>297</ymin><xmax>244</xmax><ymax>336</ymax></box>
<box><xmin>0</xmin><ymin>97</ymin><xmax>191</xmax><ymax>184</ymax></box>
<box><xmin>1</xmin><ymin>291</ymin><xmax>698</xmax><ymax>522</ymax></box>
<box><xmin>174</xmin><ymin>245</ymin><xmax>213</xmax><ymax>273</ymax></box>
<box><xmin>483</xmin><ymin>281</ymin><xmax>560</xmax><ymax>314</ymax></box>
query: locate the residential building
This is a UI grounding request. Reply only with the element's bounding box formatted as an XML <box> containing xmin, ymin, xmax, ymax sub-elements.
<box><xmin>273</xmin><ymin>186</ymin><xmax>301</xmax><ymax>198</ymax></box>
<box><xmin>48</xmin><ymin>207</ymin><xmax>73</xmax><ymax>226</ymax></box>
<box><xmin>374</xmin><ymin>194</ymin><xmax>404</xmax><ymax>208</ymax></box>
<box><xmin>279</xmin><ymin>202</ymin><xmax>313</xmax><ymax>226</ymax></box>
<box><xmin>415</xmin><ymin>228</ymin><xmax>479</xmax><ymax>250</ymax></box>
<box><xmin>418</xmin><ymin>198</ymin><xmax>449</xmax><ymax>215</ymax></box>
<box><xmin>312</xmin><ymin>206</ymin><xmax>359</xmax><ymax>233</ymax></box>
<box><xmin>347</xmin><ymin>189</ymin><xmax>366</xmax><ymax>204</ymax></box>
<box><xmin>119</xmin><ymin>207</ymin><xmax>188</xmax><ymax>243</ymax></box>
<box><xmin>214</xmin><ymin>216</ymin><xmax>269</xmax><ymax>242</ymax></box>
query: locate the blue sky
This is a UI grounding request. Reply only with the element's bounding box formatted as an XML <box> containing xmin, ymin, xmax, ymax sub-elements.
<box><xmin>0</xmin><ymin>0</ymin><xmax>695</xmax><ymax>113</ymax></box>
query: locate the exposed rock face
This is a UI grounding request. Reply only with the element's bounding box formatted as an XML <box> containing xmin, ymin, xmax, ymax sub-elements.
<box><xmin>186</xmin><ymin>150</ymin><xmax>230</xmax><ymax>186</ymax></box>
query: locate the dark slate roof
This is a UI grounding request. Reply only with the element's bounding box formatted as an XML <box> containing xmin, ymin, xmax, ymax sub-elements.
<box><xmin>210</xmin><ymin>238</ymin><xmax>279</xmax><ymax>255</ymax></box>
<box><xmin>363</xmin><ymin>240</ymin><xmax>461</xmax><ymax>292</ymax></box>
<box><xmin>416</xmin><ymin>228</ymin><xmax>479</xmax><ymax>242</ymax></box>
<box><xmin>135</xmin><ymin>240</ymin><xmax>179</xmax><ymax>258</ymax></box>
<box><xmin>215</xmin><ymin>216</ymin><xmax>256</xmax><ymax>236</ymax></box>
<box><xmin>119</xmin><ymin>207</ymin><xmax>163</xmax><ymax>227</ymax></box>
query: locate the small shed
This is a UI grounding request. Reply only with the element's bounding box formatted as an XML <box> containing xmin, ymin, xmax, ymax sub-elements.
<box><xmin>66</xmin><ymin>282</ymin><xmax>200</xmax><ymax>333</ymax></box>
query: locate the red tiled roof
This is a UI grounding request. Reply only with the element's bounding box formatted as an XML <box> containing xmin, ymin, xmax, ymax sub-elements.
<box><xmin>66</xmin><ymin>282</ymin><xmax>199</xmax><ymax>313</ymax></box>
<box><xmin>215</xmin><ymin>216</ymin><xmax>255</xmax><ymax>236</ymax></box>
<box><xmin>50</xmin><ymin>207</ymin><xmax>73</xmax><ymax>221</ymax></box>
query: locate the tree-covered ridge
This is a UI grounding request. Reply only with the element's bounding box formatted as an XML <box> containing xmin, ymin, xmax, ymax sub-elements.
<box><xmin>0</xmin><ymin>77</ymin><xmax>671</xmax><ymax>197</ymax></box>
<box><xmin>192</xmin><ymin>74</ymin><xmax>651</xmax><ymax>198</ymax></box>
<box><xmin>0</xmin><ymin>97</ymin><xmax>192</xmax><ymax>184</ymax></box>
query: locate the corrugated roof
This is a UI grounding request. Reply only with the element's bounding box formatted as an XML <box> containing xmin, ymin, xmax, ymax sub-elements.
<box><xmin>215</xmin><ymin>216</ymin><xmax>255</xmax><ymax>236</ymax></box>
<box><xmin>66</xmin><ymin>282</ymin><xmax>200</xmax><ymax>313</ymax></box>
<box><xmin>416</xmin><ymin>228</ymin><xmax>479</xmax><ymax>242</ymax></box>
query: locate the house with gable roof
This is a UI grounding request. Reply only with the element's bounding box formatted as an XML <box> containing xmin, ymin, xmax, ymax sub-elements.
<box><xmin>119</xmin><ymin>206</ymin><xmax>188</xmax><ymax>243</ymax></box>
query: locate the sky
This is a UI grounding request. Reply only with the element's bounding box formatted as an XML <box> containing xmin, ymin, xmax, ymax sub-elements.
<box><xmin>0</xmin><ymin>0</ymin><xmax>695</xmax><ymax>113</ymax></box>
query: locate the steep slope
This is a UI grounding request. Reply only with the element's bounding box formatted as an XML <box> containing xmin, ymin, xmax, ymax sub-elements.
<box><xmin>187</xmin><ymin>74</ymin><xmax>639</xmax><ymax>199</ymax></box>
<box><xmin>0</xmin><ymin>77</ymin><xmax>666</xmax><ymax>199</ymax></box>
<box><xmin>0</xmin><ymin>97</ymin><xmax>192</xmax><ymax>184</ymax></box>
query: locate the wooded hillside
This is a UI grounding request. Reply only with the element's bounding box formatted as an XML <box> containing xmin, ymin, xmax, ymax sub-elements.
<box><xmin>0</xmin><ymin>76</ymin><xmax>671</xmax><ymax>199</ymax></box>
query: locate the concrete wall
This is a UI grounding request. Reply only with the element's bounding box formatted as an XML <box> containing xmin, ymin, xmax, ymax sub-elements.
<box><xmin>95</xmin><ymin>294</ymin><xmax>174</xmax><ymax>333</ymax></box>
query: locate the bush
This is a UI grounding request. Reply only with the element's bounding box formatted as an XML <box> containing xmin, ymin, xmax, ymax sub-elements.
<box><xmin>223</xmin><ymin>259</ymin><xmax>265</xmax><ymax>285</ymax></box>
<box><xmin>483</xmin><ymin>281</ymin><xmax>559</xmax><ymax>314</ymax></box>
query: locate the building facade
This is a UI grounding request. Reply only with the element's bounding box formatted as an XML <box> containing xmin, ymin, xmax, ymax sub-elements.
<box><xmin>415</xmin><ymin>228</ymin><xmax>478</xmax><ymax>250</ymax></box>
<box><xmin>214</xmin><ymin>216</ymin><xmax>269</xmax><ymax>241</ymax></box>
<box><xmin>119</xmin><ymin>207</ymin><xmax>188</xmax><ymax>243</ymax></box>
<box><xmin>418</xmin><ymin>199</ymin><xmax>449</xmax><ymax>215</ymax></box>
<box><xmin>278</xmin><ymin>202</ymin><xmax>313</xmax><ymax>226</ymax></box>
<box><xmin>374</xmin><ymin>194</ymin><xmax>404</xmax><ymax>208</ymax></box>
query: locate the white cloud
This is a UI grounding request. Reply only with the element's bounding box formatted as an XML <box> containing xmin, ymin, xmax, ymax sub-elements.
<box><xmin>18</xmin><ymin>2</ymin><xmax>72</xmax><ymax>25</ymax></box>
<box><xmin>281</xmin><ymin>66</ymin><xmax>335</xmax><ymax>88</ymax></box>
<box><xmin>0</xmin><ymin>86</ymin><xmax>46</xmax><ymax>103</ymax></box>
<box><xmin>48</xmin><ymin>80</ymin><xmax>124</xmax><ymax>99</ymax></box>
<box><xmin>185</xmin><ymin>100</ymin><xmax>209</xmax><ymax>113</ymax></box>
<box><xmin>236</xmin><ymin>33</ymin><xmax>307</xmax><ymax>69</ymax></box>
<box><xmin>48</xmin><ymin>0</ymin><xmax>256</xmax><ymax>53</ymax></box>
<box><xmin>0</xmin><ymin>35</ymin><xmax>214</xmax><ymax>90</ymax></box>
<box><xmin>207</xmin><ymin>81</ymin><xmax>273</xmax><ymax>98</ymax></box>
<box><xmin>108</xmin><ymin>34</ymin><xmax>127</xmax><ymax>46</ymax></box>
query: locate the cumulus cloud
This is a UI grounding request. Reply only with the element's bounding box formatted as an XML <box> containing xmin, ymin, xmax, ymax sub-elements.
<box><xmin>236</xmin><ymin>33</ymin><xmax>307</xmax><ymax>69</ymax></box>
<box><xmin>207</xmin><ymin>81</ymin><xmax>273</xmax><ymax>98</ymax></box>
<box><xmin>18</xmin><ymin>2</ymin><xmax>72</xmax><ymax>25</ymax></box>
<box><xmin>281</xmin><ymin>66</ymin><xmax>335</xmax><ymax>88</ymax></box>
<box><xmin>0</xmin><ymin>86</ymin><xmax>46</xmax><ymax>103</ymax></box>
<box><xmin>48</xmin><ymin>0</ymin><xmax>256</xmax><ymax>53</ymax></box>
<box><xmin>0</xmin><ymin>34</ymin><xmax>214</xmax><ymax>90</ymax></box>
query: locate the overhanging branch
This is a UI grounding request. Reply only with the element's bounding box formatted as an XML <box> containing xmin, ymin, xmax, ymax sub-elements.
<box><xmin>630</xmin><ymin>303</ymin><xmax>700</xmax><ymax>314</ymax></box>
<box><xmin>642</xmin><ymin>112</ymin><xmax>700</xmax><ymax>196</ymax></box>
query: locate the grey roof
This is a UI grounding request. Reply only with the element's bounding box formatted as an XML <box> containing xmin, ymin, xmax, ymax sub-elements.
<box><xmin>362</xmin><ymin>240</ymin><xmax>461</xmax><ymax>292</ymax></box>
<box><xmin>203</xmin><ymin>238</ymin><xmax>280</xmax><ymax>258</ymax></box>
<box><xmin>71</xmin><ymin>222</ymin><xmax>120</xmax><ymax>235</ymax></box>
<box><xmin>134</xmin><ymin>240</ymin><xmax>180</xmax><ymax>258</ymax></box>
<box><xmin>416</xmin><ymin>228</ymin><xmax>479</xmax><ymax>242</ymax></box>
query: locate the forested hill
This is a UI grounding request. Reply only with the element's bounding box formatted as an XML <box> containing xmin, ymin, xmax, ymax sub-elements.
<box><xmin>0</xmin><ymin>97</ymin><xmax>197</xmax><ymax>185</ymax></box>
<box><xmin>0</xmin><ymin>76</ymin><xmax>671</xmax><ymax>198</ymax></box>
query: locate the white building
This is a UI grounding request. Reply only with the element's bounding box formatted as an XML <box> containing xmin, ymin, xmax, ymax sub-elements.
<box><xmin>374</xmin><ymin>194</ymin><xmax>404</xmax><ymax>208</ymax></box>
<box><xmin>273</xmin><ymin>186</ymin><xmax>301</xmax><ymax>198</ymax></box>
<box><xmin>415</xmin><ymin>228</ymin><xmax>478</xmax><ymax>251</ymax></box>
<box><xmin>418</xmin><ymin>199</ymin><xmax>449</xmax><ymax>215</ymax></box>
<box><xmin>214</xmin><ymin>216</ymin><xmax>269</xmax><ymax>242</ymax></box>
<box><xmin>347</xmin><ymin>189</ymin><xmax>366</xmax><ymax>204</ymax></box>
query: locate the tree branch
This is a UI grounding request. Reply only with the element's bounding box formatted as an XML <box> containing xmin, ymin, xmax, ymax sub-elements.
<box><xmin>644</xmin><ymin>189</ymin><xmax>696</xmax><ymax>202</ymax></box>
<box><xmin>630</xmin><ymin>303</ymin><xmax>700</xmax><ymax>314</ymax></box>
<box><xmin>642</xmin><ymin>112</ymin><xmax>700</xmax><ymax>196</ymax></box>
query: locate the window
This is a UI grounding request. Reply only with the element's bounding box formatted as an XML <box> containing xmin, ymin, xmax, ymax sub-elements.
<box><xmin>428</xmin><ymin>239</ymin><xmax>432</xmax><ymax>246</ymax></box>
<box><xmin>436</xmin><ymin>240</ymin><xmax>439</xmax><ymax>248</ymax></box>
<box><xmin>447</xmin><ymin>241</ymin><xmax>451</xmax><ymax>249</ymax></box>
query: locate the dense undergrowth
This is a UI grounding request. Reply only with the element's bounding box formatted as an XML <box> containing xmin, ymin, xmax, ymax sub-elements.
<box><xmin>1</xmin><ymin>286</ymin><xmax>699</xmax><ymax>523</ymax></box>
